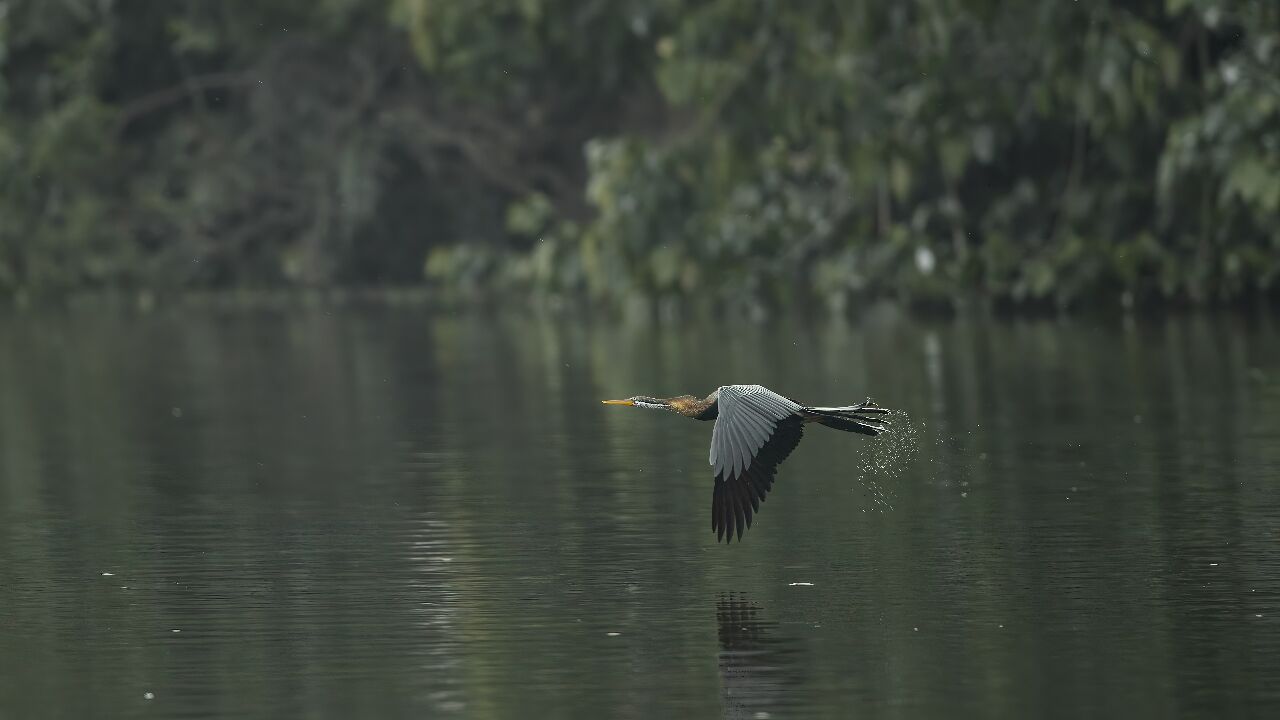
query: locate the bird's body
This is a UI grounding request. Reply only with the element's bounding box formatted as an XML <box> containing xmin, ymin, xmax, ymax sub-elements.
<box><xmin>603</xmin><ymin>385</ymin><xmax>889</xmax><ymax>542</ymax></box>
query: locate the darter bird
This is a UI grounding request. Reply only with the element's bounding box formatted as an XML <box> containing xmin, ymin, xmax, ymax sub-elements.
<box><xmin>602</xmin><ymin>385</ymin><xmax>889</xmax><ymax>542</ymax></box>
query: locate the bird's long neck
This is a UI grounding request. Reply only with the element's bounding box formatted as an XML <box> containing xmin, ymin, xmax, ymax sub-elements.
<box><xmin>666</xmin><ymin>394</ymin><xmax>718</xmax><ymax>420</ymax></box>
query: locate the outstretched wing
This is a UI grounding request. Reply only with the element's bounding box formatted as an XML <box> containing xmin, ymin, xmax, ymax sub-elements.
<box><xmin>710</xmin><ymin>385</ymin><xmax>804</xmax><ymax>542</ymax></box>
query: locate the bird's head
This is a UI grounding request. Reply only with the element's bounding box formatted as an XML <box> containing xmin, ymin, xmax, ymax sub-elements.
<box><xmin>601</xmin><ymin>395</ymin><xmax>669</xmax><ymax>410</ymax></box>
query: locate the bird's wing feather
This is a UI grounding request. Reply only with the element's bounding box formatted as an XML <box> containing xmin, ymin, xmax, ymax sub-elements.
<box><xmin>709</xmin><ymin>385</ymin><xmax>804</xmax><ymax>542</ymax></box>
<box><xmin>712</xmin><ymin>416</ymin><xmax>804</xmax><ymax>542</ymax></box>
<box><xmin>709</xmin><ymin>385</ymin><xmax>800</xmax><ymax>479</ymax></box>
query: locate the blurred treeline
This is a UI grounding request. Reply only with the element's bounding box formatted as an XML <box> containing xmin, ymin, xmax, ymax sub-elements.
<box><xmin>1</xmin><ymin>0</ymin><xmax>1277</xmax><ymax>310</ymax></box>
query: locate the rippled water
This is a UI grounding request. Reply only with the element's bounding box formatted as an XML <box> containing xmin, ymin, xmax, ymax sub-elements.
<box><xmin>2</xmin><ymin>307</ymin><xmax>1279</xmax><ymax>718</ymax></box>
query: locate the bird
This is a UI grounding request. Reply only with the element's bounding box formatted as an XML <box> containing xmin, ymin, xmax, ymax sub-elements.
<box><xmin>602</xmin><ymin>384</ymin><xmax>889</xmax><ymax>542</ymax></box>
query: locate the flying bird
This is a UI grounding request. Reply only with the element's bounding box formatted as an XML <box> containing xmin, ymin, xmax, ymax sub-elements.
<box><xmin>602</xmin><ymin>385</ymin><xmax>889</xmax><ymax>542</ymax></box>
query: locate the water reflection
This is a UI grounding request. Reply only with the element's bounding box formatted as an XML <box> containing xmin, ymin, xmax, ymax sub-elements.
<box><xmin>716</xmin><ymin>595</ymin><xmax>805</xmax><ymax>719</ymax></box>
<box><xmin>1</xmin><ymin>307</ymin><xmax>1279</xmax><ymax>718</ymax></box>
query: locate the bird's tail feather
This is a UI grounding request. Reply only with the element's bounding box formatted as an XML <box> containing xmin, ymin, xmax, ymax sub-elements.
<box><xmin>803</xmin><ymin>400</ymin><xmax>890</xmax><ymax>436</ymax></box>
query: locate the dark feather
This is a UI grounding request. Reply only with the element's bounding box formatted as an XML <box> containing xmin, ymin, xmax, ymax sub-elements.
<box><xmin>802</xmin><ymin>404</ymin><xmax>890</xmax><ymax>436</ymax></box>
<box><xmin>711</xmin><ymin>416</ymin><xmax>805</xmax><ymax>543</ymax></box>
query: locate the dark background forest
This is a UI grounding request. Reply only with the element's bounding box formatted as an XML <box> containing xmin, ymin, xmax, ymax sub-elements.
<box><xmin>1</xmin><ymin>0</ymin><xmax>1277</xmax><ymax>311</ymax></box>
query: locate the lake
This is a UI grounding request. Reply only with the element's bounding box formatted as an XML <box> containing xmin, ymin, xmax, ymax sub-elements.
<box><xmin>2</xmin><ymin>305</ymin><xmax>1279</xmax><ymax>718</ymax></box>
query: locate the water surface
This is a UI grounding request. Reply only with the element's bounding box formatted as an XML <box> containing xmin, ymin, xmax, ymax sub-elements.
<box><xmin>2</xmin><ymin>307</ymin><xmax>1279</xmax><ymax>718</ymax></box>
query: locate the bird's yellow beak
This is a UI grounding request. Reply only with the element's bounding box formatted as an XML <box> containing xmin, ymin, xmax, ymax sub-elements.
<box><xmin>601</xmin><ymin>399</ymin><xmax>635</xmax><ymax>406</ymax></box>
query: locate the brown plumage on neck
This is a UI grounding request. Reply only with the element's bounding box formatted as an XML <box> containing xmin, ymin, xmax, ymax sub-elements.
<box><xmin>663</xmin><ymin>394</ymin><xmax>718</xmax><ymax>420</ymax></box>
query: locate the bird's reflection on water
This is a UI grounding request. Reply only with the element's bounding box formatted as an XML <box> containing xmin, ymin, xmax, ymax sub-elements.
<box><xmin>716</xmin><ymin>595</ymin><xmax>807</xmax><ymax>719</ymax></box>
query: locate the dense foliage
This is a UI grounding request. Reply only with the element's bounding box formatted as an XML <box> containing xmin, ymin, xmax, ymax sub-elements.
<box><xmin>1</xmin><ymin>0</ymin><xmax>1277</xmax><ymax>309</ymax></box>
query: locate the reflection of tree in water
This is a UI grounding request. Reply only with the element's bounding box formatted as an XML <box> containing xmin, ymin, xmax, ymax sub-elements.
<box><xmin>716</xmin><ymin>595</ymin><xmax>807</xmax><ymax>720</ymax></box>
